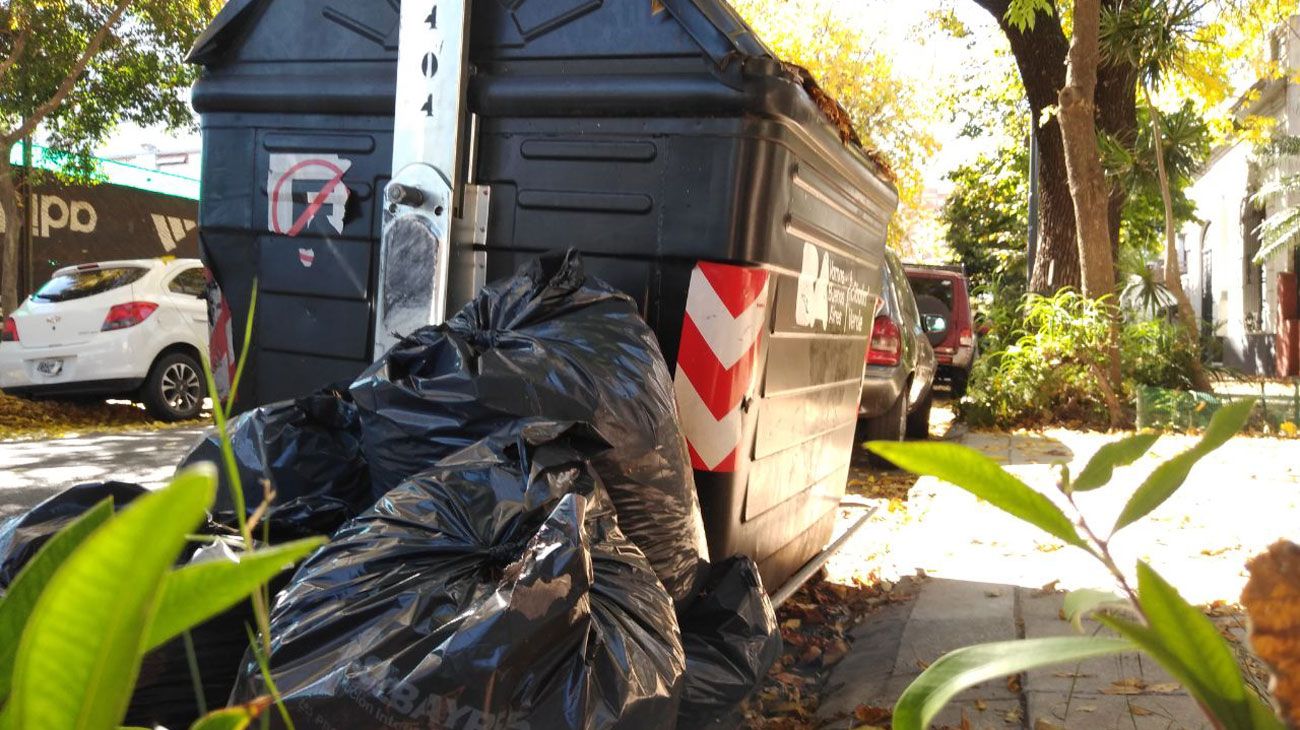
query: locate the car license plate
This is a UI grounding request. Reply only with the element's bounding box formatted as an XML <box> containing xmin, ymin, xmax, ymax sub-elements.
<box><xmin>36</xmin><ymin>359</ymin><xmax>63</xmax><ymax>376</ymax></box>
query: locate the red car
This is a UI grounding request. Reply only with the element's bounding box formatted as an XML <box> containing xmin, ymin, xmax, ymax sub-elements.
<box><xmin>903</xmin><ymin>264</ymin><xmax>977</xmax><ymax>396</ymax></box>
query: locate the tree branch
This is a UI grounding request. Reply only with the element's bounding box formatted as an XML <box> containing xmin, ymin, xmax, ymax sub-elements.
<box><xmin>0</xmin><ymin>25</ymin><xmax>30</xmax><ymax>85</ymax></box>
<box><xmin>1</xmin><ymin>0</ymin><xmax>131</xmax><ymax>147</ymax></box>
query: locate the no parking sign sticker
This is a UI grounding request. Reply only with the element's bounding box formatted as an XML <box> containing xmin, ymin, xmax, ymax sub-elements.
<box><xmin>267</xmin><ymin>153</ymin><xmax>352</xmax><ymax>237</ymax></box>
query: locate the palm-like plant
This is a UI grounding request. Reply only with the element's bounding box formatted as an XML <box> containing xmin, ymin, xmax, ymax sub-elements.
<box><xmin>1099</xmin><ymin>0</ymin><xmax>1213</xmax><ymax>391</ymax></box>
<box><xmin>1250</xmin><ymin>136</ymin><xmax>1300</xmax><ymax>264</ymax></box>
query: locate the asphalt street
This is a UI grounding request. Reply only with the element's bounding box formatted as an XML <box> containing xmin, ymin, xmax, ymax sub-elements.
<box><xmin>0</xmin><ymin>426</ymin><xmax>210</xmax><ymax>521</ymax></box>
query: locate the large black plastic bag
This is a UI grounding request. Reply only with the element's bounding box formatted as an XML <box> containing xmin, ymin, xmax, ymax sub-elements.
<box><xmin>676</xmin><ymin>557</ymin><xmax>782</xmax><ymax>729</ymax></box>
<box><xmin>131</xmin><ymin>537</ymin><xmax>293</xmax><ymax>729</ymax></box>
<box><xmin>351</xmin><ymin>249</ymin><xmax>709</xmax><ymax>604</ymax></box>
<box><xmin>179</xmin><ymin>387</ymin><xmax>371</xmax><ymax>539</ymax></box>
<box><xmin>235</xmin><ymin>420</ymin><xmax>686</xmax><ymax>730</ymax></box>
<box><xmin>0</xmin><ymin>485</ymin><xmax>270</xmax><ymax>729</ymax></box>
<box><xmin>0</xmin><ymin>481</ymin><xmax>146</xmax><ymax>588</ymax></box>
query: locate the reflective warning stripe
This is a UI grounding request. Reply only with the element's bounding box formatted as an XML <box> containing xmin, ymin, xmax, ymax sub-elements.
<box><xmin>673</xmin><ymin>262</ymin><xmax>770</xmax><ymax>472</ymax></box>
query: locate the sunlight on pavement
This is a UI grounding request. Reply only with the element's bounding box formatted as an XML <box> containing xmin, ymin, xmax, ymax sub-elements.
<box><xmin>826</xmin><ymin>427</ymin><xmax>1300</xmax><ymax>606</ymax></box>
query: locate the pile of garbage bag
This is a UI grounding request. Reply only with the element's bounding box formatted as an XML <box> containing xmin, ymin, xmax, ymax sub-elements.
<box><xmin>1</xmin><ymin>252</ymin><xmax>782</xmax><ymax>729</ymax></box>
<box><xmin>351</xmin><ymin>249</ymin><xmax>710</xmax><ymax>606</ymax></box>
<box><xmin>234</xmin><ymin>420</ymin><xmax>687</xmax><ymax>728</ymax></box>
<box><xmin>0</xmin><ymin>481</ymin><xmax>146</xmax><ymax>587</ymax></box>
<box><xmin>178</xmin><ymin>387</ymin><xmax>371</xmax><ymax>539</ymax></box>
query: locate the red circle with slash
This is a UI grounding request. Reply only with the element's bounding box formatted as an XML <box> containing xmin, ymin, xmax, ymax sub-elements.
<box><xmin>270</xmin><ymin>159</ymin><xmax>348</xmax><ymax>237</ymax></box>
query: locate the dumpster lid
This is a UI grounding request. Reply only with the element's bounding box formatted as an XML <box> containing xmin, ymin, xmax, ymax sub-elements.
<box><xmin>656</xmin><ymin>0</ymin><xmax>774</xmax><ymax>66</ymax></box>
<box><xmin>186</xmin><ymin>0</ymin><xmax>259</xmax><ymax>64</ymax></box>
<box><xmin>185</xmin><ymin>0</ymin><xmax>773</xmax><ymax>69</ymax></box>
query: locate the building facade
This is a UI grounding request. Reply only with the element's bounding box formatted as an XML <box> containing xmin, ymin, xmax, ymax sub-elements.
<box><xmin>1179</xmin><ymin>19</ymin><xmax>1300</xmax><ymax>375</ymax></box>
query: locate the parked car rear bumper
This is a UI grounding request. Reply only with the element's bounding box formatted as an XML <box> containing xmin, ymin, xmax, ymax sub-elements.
<box><xmin>2</xmin><ymin>377</ymin><xmax>147</xmax><ymax>399</ymax></box>
<box><xmin>0</xmin><ymin>327</ymin><xmax>156</xmax><ymax>393</ymax></box>
<box><xmin>860</xmin><ymin>364</ymin><xmax>906</xmax><ymax>418</ymax></box>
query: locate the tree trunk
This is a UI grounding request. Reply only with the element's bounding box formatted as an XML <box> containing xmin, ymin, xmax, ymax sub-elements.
<box><xmin>971</xmin><ymin>0</ymin><xmax>1136</xmax><ymax>294</ymax></box>
<box><xmin>974</xmin><ymin>0</ymin><xmax>1080</xmax><ymax>293</ymax></box>
<box><xmin>1057</xmin><ymin>0</ymin><xmax>1122</xmax><ymax>425</ymax></box>
<box><xmin>1097</xmin><ymin>59</ymin><xmax>1138</xmax><ymax>283</ymax></box>
<box><xmin>1145</xmin><ymin>89</ymin><xmax>1213</xmax><ymax>392</ymax></box>
<box><xmin>1057</xmin><ymin>0</ymin><xmax>1115</xmax><ymax>299</ymax></box>
<box><xmin>1033</xmin><ymin>118</ymin><xmax>1083</xmax><ymax>292</ymax></box>
<box><xmin>0</xmin><ymin>157</ymin><xmax>19</xmax><ymax>314</ymax></box>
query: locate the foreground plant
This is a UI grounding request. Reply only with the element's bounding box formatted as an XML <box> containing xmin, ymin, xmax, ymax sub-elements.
<box><xmin>870</xmin><ymin>398</ymin><xmax>1285</xmax><ymax>730</ymax></box>
<box><xmin>0</xmin><ymin>466</ymin><xmax>321</xmax><ymax>729</ymax></box>
<box><xmin>0</xmin><ymin>284</ymin><xmax>318</xmax><ymax>729</ymax></box>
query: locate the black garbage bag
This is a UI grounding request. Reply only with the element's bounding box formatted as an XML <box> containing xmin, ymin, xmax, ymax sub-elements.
<box><xmin>351</xmin><ymin>249</ymin><xmax>709</xmax><ymax>605</ymax></box>
<box><xmin>235</xmin><ymin>420</ymin><xmax>686</xmax><ymax>730</ymax></box>
<box><xmin>676</xmin><ymin>557</ymin><xmax>782</xmax><ymax>730</ymax></box>
<box><xmin>130</xmin><ymin>537</ymin><xmax>293</xmax><ymax>729</ymax></box>
<box><xmin>0</xmin><ymin>486</ymin><xmax>279</xmax><ymax>729</ymax></box>
<box><xmin>179</xmin><ymin>387</ymin><xmax>371</xmax><ymax>539</ymax></box>
<box><xmin>0</xmin><ymin>481</ymin><xmax>147</xmax><ymax>588</ymax></box>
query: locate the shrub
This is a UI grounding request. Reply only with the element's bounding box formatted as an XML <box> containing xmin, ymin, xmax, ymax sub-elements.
<box><xmin>960</xmin><ymin>289</ymin><xmax>1114</xmax><ymax>428</ymax></box>
<box><xmin>961</xmin><ymin>290</ymin><xmax>1204</xmax><ymax>429</ymax></box>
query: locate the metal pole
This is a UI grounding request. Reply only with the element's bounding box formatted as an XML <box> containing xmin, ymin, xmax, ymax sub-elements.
<box><xmin>374</xmin><ymin>0</ymin><xmax>475</xmax><ymax>359</ymax></box>
<box><xmin>1027</xmin><ymin>106</ymin><xmax>1040</xmax><ymax>285</ymax></box>
<box><xmin>19</xmin><ymin>134</ymin><xmax>32</xmax><ymax>297</ymax></box>
<box><xmin>770</xmin><ymin>503</ymin><xmax>878</xmax><ymax>608</ymax></box>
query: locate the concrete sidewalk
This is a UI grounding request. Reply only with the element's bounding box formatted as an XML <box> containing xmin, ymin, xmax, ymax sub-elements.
<box><xmin>815</xmin><ymin>425</ymin><xmax>1295</xmax><ymax>729</ymax></box>
<box><xmin>817</xmin><ymin>579</ymin><xmax>1210</xmax><ymax>729</ymax></box>
<box><xmin>0</xmin><ymin>426</ymin><xmax>207</xmax><ymax>520</ymax></box>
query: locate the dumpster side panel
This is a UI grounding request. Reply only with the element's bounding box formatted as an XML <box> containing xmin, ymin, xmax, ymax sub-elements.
<box><xmin>474</xmin><ymin>112</ymin><xmax>887</xmax><ymax>589</ymax></box>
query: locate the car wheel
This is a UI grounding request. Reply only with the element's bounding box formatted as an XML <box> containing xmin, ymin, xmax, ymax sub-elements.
<box><xmin>950</xmin><ymin>369</ymin><xmax>970</xmax><ymax>398</ymax></box>
<box><xmin>906</xmin><ymin>388</ymin><xmax>933</xmax><ymax>440</ymax></box>
<box><xmin>863</xmin><ymin>388</ymin><xmax>908</xmax><ymax>469</ymax></box>
<box><xmin>143</xmin><ymin>352</ymin><xmax>206</xmax><ymax>421</ymax></box>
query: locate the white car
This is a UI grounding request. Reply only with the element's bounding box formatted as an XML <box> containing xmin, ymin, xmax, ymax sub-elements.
<box><xmin>0</xmin><ymin>258</ymin><xmax>210</xmax><ymax>421</ymax></box>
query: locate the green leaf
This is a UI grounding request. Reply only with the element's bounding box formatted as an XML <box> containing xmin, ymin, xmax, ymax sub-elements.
<box><xmin>1112</xmin><ymin>399</ymin><xmax>1255</xmax><ymax>532</ymax></box>
<box><xmin>867</xmin><ymin>441</ymin><xmax>1088</xmax><ymax>549</ymax></box>
<box><xmin>1071</xmin><ymin>433</ymin><xmax>1160</xmax><ymax>492</ymax></box>
<box><xmin>0</xmin><ymin>499</ymin><xmax>113</xmax><ymax>704</ymax></box>
<box><xmin>145</xmin><ymin>537</ymin><xmax>323</xmax><ymax>651</ymax></box>
<box><xmin>188</xmin><ymin>699</ymin><xmax>272</xmax><ymax>730</ymax></box>
<box><xmin>9</xmin><ymin>467</ymin><xmax>218</xmax><ymax>730</ymax></box>
<box><xmin>1003</xmin><ymin>0</ymin><xmax>1053</xmax><ymax>31</ymax></box>
<box><xmin>1099</xmin><ymin>563</ymin><xmax>1281</xmax><ymax>730</ymax></box>
<box><xmin>891</xmin><ymin>637</ymin><xmax>1132</xmax><ymax>729</ymax></box>
<box><xmin>1062</xmin><ymin>589</ymin><xmax>1129</xmax><ymax>632</ymax></box>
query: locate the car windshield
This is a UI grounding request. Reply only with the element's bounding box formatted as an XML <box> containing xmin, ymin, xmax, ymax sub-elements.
<box><xmin>32</xmin><ymin>266</ymin><xmax>148</xmax><ymax>303</ymax></box>
<box><xmin>908</xmin><ymin>276</ymin><xmax>955</xmax><ymax>311</ymax></box>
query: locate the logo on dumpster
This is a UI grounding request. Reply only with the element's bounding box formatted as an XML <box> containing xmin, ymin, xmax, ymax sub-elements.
<box><xmin>268</xmin><ymin>153</ymin><xmax>352</xmax><ymax>237</ymax></box>
<box><xmin>298</xmin><ymin>247</ymin><xmax>316</xmax><ymax>268</ymax></box>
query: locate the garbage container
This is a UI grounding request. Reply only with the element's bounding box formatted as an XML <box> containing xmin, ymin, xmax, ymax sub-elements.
<box><xmin>189</xmin><ymin>0</ymin><xmax>896</xmax><ymax>590</ymax></box>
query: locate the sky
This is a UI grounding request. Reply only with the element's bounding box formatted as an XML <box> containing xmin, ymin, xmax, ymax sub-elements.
<box><xmin>837</xmin><ymin>0</ymin><xmax>1022</xmax><ymax>191</ymax></box>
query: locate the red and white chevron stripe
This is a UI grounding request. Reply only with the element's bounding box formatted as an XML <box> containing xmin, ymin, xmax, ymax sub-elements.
<box><xmin>674</xmin><ymin>262</ymin><xmax>771</xmax><ymax>472</ymax></box>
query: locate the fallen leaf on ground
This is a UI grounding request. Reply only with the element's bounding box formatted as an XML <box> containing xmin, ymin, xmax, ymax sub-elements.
<box><xmin>1034</xmin><ymin>720</ymin><xmax>1064</xmax><ymax>730</ymax></box>
<box><xmin>1102</xmin><ymin>677</ymin><xmax>1146</xmax><ymax>695</ymax></box>
<box><xmin>1035</xmin><ymin>580</ymin><xmax>1061</xmax><ymax>596</ymax></box>
<box><xmin>1128</xmin><ymin>704</ymin><xmax>1153</xmax><ymax>716</ymax></box>
<box><xmin>853</xmin><ymin>704</ymin><xmax>891</xmax><ymax>724</ymax></box>
<box><xmin>1006</xmin><ymin>675</ymin><xmax>1022</xmax><ymax>693</ymax></box>
<box><xmin>974</xmin><ymin>699</ymin><xmax>987</xmax><ymax>711</ymax></box>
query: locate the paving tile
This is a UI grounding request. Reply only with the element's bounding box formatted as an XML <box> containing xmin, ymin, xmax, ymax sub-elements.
<box><xmin>1026</xmin><ymin>691</ymin><xmax>1212</xmax><ymax>729</ymax></box>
